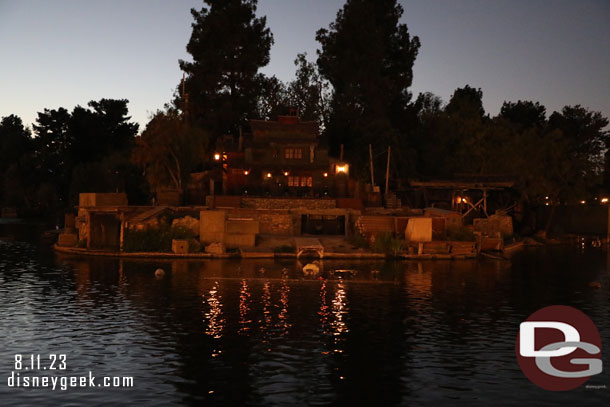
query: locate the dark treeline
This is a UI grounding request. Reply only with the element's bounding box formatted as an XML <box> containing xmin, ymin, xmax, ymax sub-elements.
<box><xmin>0</xmin><ymin>100</ymin><xmax>148</xmax><ymax>217</ymax></box>
<box><xmin>1</xmin><ymin>0</ymin><xmax>608</xmax><ymax>216</ymax></box>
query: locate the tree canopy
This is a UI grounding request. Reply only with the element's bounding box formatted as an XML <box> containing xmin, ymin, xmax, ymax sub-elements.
<box><xmin>179</xmin><ymin>0</ymin><xmax>273</xmax><ymax>139</ymax></box>
<box><xmin>316</xmin><ymin>0</ymin><xmax>420</xmax><ymax>181</ymax></box>
<box><xmin>132</xmin><ymin>109</ymin><xmax>211</xmax><ymax>192</ymax></box>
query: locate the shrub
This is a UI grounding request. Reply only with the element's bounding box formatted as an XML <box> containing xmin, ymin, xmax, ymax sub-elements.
<box><xmin>123</xmin><ymin>224</ymin><xmax>197</xmax><ymax>252</ymax></box>
<box><xmin>348</xmin><ymin>232</ymin><xmax>369</xmax><ymax>249</ymax></box>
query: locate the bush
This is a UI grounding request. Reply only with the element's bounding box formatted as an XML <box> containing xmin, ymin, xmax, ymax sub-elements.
<box><xmin>123</xmin><ymin>225</ymin><xmax>197</xmax><ymax>252</ymax></box>
<box><xmin>446</xmin><ymin>225</ymin><xmax>475</xmax><ymax>241</ymax></box>
<box><xmin>371</xmin><ymin>232</ymin><xmax>404</xmax><ymax>257</ymax></box>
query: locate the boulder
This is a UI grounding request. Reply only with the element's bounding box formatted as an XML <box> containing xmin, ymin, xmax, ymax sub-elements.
<box><xmin>205</xmin><ymin>242</ymin><xmax>226</xmax><ymax>255</ymax></box>
<box><xmin>172</xmin><ymin>239</ymin><xmax>189</xmax><ymax>254</ymax></box>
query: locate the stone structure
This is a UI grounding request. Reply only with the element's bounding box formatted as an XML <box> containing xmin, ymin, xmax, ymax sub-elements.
<box><xmin>76</xmin><ymin>193</ymin><xmax>129</xmax><ymax>250</ymax></box>
<box><xmin>172</xmin><ymin>239</ymin><xmax>189</xmax><ymax>254</ymax></box>
<box><xmin>200</xmin><ymin>210</ymin><xmax>259</xmax><ymax>248</ymax></box>
<box><xmin>473</xmin><ymin>214</ymin><xmax>513</xmax><ymax>237</ymax></box>
<box><xmin>405</xmin><ymin>218</ymin><xmax>433</xmax><ymax>242</ymax></box>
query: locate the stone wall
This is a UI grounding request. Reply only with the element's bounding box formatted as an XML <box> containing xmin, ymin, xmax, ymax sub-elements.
<box><xmin>241</xmin><ymin>197</ymin><xmax>336</xmax><ymax>210</ymax></box>
<box><xmin>226</xmin><ymin>208</ymin><xmax>294</xmax><ymax>235</ymax></box>
<box><xmin>473</xmin><ymin>214</ymin><xmax>513</xmax><ymax>237</ymax></box>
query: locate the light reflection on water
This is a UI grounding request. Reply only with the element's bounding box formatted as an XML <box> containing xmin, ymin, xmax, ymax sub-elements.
<box><xmin>0</xmin><ymin>240</ymin><xmax>609</xmax><ymax>406</ymax></box>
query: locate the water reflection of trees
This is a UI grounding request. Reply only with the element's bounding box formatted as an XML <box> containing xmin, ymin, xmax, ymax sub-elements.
<box><xmin>52</xmin><ymin>255</ymin><xmax>514</xmax><ymax>405</ymax></box>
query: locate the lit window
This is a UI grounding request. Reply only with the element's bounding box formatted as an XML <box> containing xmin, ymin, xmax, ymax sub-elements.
<box><xmin>285</xmin><ymin>148</ymin><xmax>303</xmax><ymax>159</ymax></box>
<box><xmin>288</xmin><ymin>176</ymin><xmax>312</xmax><ymax>187</ymax></box>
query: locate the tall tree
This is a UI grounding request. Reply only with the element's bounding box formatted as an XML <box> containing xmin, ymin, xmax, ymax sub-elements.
<box><xmin>32</xmin><ymin>108</ymin><xmax>71</xmax><ymax>184</ymax></box>
<box><xmin>0</xmin><ymin>115</ymin><xmax>31</xmax><ymax>173</ymax></box>
<box><xmin>255</xmin><ymin>75</ymin><xmax>288</xmax><ymax>121</ymax></box>
<box><xmin>31</xmin><ymin>99</ymin><xmax>139</xmax><ymax>207</ymax></box>
<box><xmin>549</xmin><ymin>105</ymin><xmax>609</xmax><ymax>198</ymax></box>
<box><xmin>286</xmin><ymin>53</ymin><xmax>330</xmax><ymax>127</ymax></box>
<box><xmin>179</xmin><ymin>0</ymin><xmax>273</xmax><ymax>139</ymax></box>
<box><xmin>500</xmin><ymin>100</ymin><xmax>546</xmax><ymax>129</ymax></box>
<box><xmin>68</xmin><ymin>99</ymin><xmax>138</xmax><ymax>165</ymax></box>
<box><xmin>316</xmin><ymin>0</ymin><xmax>420</xmax><ymax>180</ymax></box>
<box><xmin>0</xmin><ymin>115</ymin><xmax>32</xmax><ymax>207</ymax></box>
<box><xmin>445</xmin><ymin>85</ymin><xmax>485</xmax><ymax>119</ymax></box>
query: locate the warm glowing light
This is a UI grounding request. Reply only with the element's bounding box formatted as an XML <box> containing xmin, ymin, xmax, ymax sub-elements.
<box><xmin>545</xmin><ymin>202</ymin><xmax>549</xmax><ymax>206</ymax></box>
<box><xmin>580</xmin><ymin>200</ymin><xmax>586</xmax><ymax>205</ymax></box>
<box><xmin>283</xmin><ymin>171</ymin><xmax>289</xmax><ymax>176</ymax></box>
<box><xmin>462</xmin><ymin>198</ymin><xmax>468</xmax><ymax>203</ymax></box>
<box><xmin>602</xmin><ymin>198</ymin><xmax>609</xmax><ymax>204</ymax></box>
<box><xmin>266</xmin><ymin>172</ymin><xmax>272</xmax><ymax>178</ymax></box>
<box><xmin>545</xmin><ymin>196</ymin><xmax>549</xmax><ymax>200</ymax></box>
<box><xmin>455</xmin><ymin>196</ymin><xmax>462</xmax><ymax>204</ymax></box>
<box><xmin>244</xmin><ymin>170</ymin><xmax>249</xmax><ymax>175</ymax></box>
<box><xmin>336</xmin><ymin>165</ymin><xmax>347</xmax><ymax>174</ymax></box>
<box><xmin>214</xmin><ymin>153</ymin><xmax>220</xmax><ymax>161</ymax></box>
<box><xmin>323</xmin><ymin>172</ymin><xmax>328</xmax><ymax>177</ymax></box>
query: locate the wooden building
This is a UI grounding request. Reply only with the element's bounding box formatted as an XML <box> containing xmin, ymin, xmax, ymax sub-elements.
<box><xmin>215</xmin><ymin>113</ymin><xmax>349</xmax><ymax>197</ymax></box>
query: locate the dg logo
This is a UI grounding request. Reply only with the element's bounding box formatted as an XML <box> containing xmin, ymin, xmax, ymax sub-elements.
<box><xmin>516</xmin><ymin>305</ymin><xmax>603</xmax><ymax>391</ymax></box>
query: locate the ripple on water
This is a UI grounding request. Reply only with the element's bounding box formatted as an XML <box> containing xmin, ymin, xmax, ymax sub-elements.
<box><xmin>1</xmin><ymin>242</ymin><xmax>610</xmax><ymax>406</ymax></box>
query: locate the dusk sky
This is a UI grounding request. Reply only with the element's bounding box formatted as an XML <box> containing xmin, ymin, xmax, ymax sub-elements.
<box><xmin>1</xmin><ymin>0</ymin><xmax>609</xmax><ymax>131</ymax></box>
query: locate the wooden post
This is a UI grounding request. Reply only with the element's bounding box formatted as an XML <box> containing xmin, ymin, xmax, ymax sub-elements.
<box><xmin>385</xmin><ymin>146</ymin><xmax>391</xmax><ymax>195</ymax></box>
<box><xmin>119</xmin><ymin>212</ymin><xmax>125</xmax><ymax>252</ymax></box>
<box><xmin>340</xmin><ymin>144</ymin><xmax>344</xmax><ymax>161</ymax></box>
<box><xmin>369</xmin><ymin>144</ymin><xmax>375</xmax><ymax>187</ymax></box>
<box><xmin>86</xmin><ymin>212</ymin><xmax>91</xmax><ymax>250</ymax></box>
<box><xmin>607</xmin><ymin>206</ymin><xmax>610</xmax><ymax>244</ymax></box>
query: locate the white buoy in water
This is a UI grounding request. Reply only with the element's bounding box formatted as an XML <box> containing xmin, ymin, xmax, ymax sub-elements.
<box><xmin>303</xmin><ymin>263</ymin><xmax>320</xmax><ymax>276</ymax></box>
<box><xmin>155</xmin><ymin>268</ymin><xmax>165</xmax><ymax>278</ymax></box>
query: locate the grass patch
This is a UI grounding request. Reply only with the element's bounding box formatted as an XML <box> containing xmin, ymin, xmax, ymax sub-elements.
<box><xmin>348</xmin><ymin>233</ymin><xmax>369</xmax><ymax>249</ymax></box>
<box><xmin>123</xmin><ymin>225</ymin><xmax>197</xmax><ymax>252</ymax></box>
<box><xmin>371</xmin><ymin>232</ymin><xmax>405</xmax><ymax>257</ymax></box>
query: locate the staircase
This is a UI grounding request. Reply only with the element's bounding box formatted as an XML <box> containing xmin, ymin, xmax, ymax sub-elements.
<box><xmin>127</xmin><ymin>206</ymin><xmax>170</xmax><ymax>226</ymax></box>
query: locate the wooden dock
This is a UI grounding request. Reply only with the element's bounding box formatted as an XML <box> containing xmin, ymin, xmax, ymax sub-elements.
<box><xmin>295</xmin><ymin>237</ymin><xmax>324</xmax><ymax>259</ymax></box>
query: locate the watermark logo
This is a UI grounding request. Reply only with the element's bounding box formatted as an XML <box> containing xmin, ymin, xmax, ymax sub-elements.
<box><xmin>516</xmin><ymin>305</ymin><xmax>602</xmax><ymax>391</ymax></box>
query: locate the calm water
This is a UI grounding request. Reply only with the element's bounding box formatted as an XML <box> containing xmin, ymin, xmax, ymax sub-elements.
<box><xmin>1</xmin><ymin>234</ymin><xmax>609</xmax><ymax>406</ymax></box>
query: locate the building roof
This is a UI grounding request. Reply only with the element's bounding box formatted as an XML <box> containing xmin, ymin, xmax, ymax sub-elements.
<box><xmin>249</xmin><ymin>117</ymin><xmax>318</xmax><ymax>142</ymax></box>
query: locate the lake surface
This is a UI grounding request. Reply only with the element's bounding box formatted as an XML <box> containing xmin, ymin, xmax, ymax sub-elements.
<box><xmin>1</xmin><ymin>232</ymin><xmax>609</xmax><ymax>406</ymax></box>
